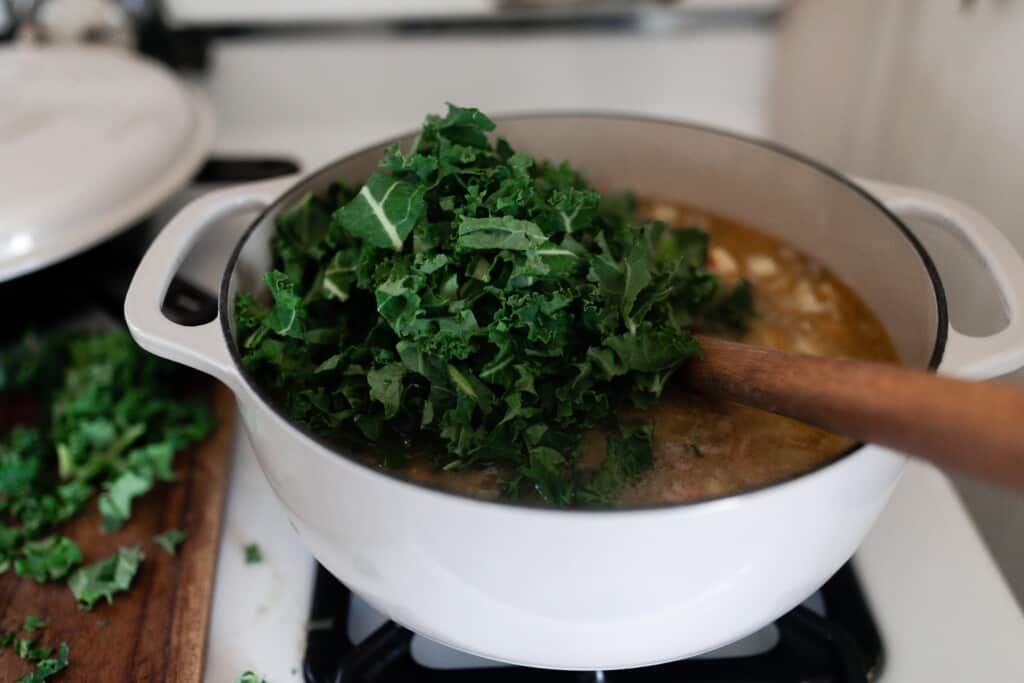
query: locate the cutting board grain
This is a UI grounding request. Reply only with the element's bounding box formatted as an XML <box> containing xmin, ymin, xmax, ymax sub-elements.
<box><xmin>0</xmin><ymin>381</ymin><xmax>236</xmax><ymax>682</ymax></box>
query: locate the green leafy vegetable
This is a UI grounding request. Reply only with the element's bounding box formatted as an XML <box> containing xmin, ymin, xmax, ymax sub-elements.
<box><xmin>67</xmin><ymin>545</ymin><xmax>144</xmax><ymax>610</ymax></box>
<box><xmin>234</xmin><ymin>672</ymin><xmax>268</xmax><ymax>683</ymax></box>
<box><xmin>98</xmin><ymin>471</ymin><xmax>152</xmax><ymax>531</ymax></box>
<box><xmin>0</xmin><ymin>337</ymin><xmax>189</xmax><ymax>670</ymax></box>
<box><xmin>456</xmin><ymin>216</ymin><xmax>548</xmax><ymax>251</ymax></box>
<box><xmin>13</xmin><ymin>637</ymin><xmax>50</xmax><ymax>662</ymax></box>
<box><xmin>244</xmin><ymin>543</ymin><xmax>262</xmax><ymax>564</ymax></box>
<box><xmin>578</xmin><ymin>425</ymin><xmax>655</xmax><ymax>505</ymax></box>
<box><xmin>1</xmin><ymin>331</ymin><xmax>213</xmax><ymax>679</ymax></box>
<box><xmin>0</xmin><ymin>331</ymin><xmax>213</xmax><ymax>592</ymax></box>
<box><xmin>16</xmin><ymin>641</ymin><xmax>69</xmax><ymax>683</ymax></box>
<box><xmin>235</xmin><ymin>104</ymin><xmax>754</xmax><ymax>506</ymax></box>
<box><xmin>0</xmin><ymin>616</ymin><xmax>69</xmax><ymax>682</ymax></box>
<box><xmin>13</xmin><ymin>535</ymin><xmax>82</xmax><ymax>582</ymax></box>
<box><xmin>21</xmin><ymin>616</ymin><xmax>48</xmax><ymax>632</ymax></box>
<box><xmin>154</xmin><ymin>528</ymin><xmax>188</xmax><ymax>556</ymax></box>
<box><xmin>703</xmin><ymin>278</ymin><xmax>754</xmax><ymax>336</ymax></box>
<box><xmin>336</xmin><ymin>172</ymin><xmax>426</xmax><ymax>251</ymax></box>
<box><xmin>0</xmin><ymin>333</ymin><xmax>70</xmax><ymax>397</ymax></box>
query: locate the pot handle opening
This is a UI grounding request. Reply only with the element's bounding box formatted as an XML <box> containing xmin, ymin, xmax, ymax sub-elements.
<box><xmin>858</xmin><ymin>178</ymin><xmax>1024</xmax><ymax>379</ymax></box>
<box><xmin>124</xmin><ymin>176</ymin><xmax>298</xmax><ymax>389</ymax></box>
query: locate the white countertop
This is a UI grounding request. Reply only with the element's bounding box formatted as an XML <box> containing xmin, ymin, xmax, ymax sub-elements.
<box><xmin>205</xmin><ymin>430</ymin><xmax>313</xmax><ymax>682</ymax></box>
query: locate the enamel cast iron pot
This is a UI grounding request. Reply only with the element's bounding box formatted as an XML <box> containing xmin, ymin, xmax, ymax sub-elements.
<box><xmin>124</xmin><ymin>115</ymin><xmax>1024</xmax><ymax>670</ymax></box>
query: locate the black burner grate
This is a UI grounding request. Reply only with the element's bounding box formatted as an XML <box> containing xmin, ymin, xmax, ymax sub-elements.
<box><xmin>303</xmin><ymin>563</ymin><xmax>883</xmax><ymax>683</ymax></box>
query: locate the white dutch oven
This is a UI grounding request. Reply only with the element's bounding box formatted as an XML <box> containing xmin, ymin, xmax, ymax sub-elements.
<box><xmin>125</xmin><ymin>115</ymin><xmax>1024</xmax><ymax>670</ymax></box>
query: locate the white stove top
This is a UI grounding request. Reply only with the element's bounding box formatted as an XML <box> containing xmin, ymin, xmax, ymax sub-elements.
<box><xmin>173</xmin><ymin>31</ymin><xmax>1024</xmax><ymax>682</ymax></box>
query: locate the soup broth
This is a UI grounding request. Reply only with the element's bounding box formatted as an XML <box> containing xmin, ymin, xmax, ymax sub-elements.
<box><xmin>384</xmin><ymin>200</ymin><xmax>899</xmax><ymax>505</ymax></box>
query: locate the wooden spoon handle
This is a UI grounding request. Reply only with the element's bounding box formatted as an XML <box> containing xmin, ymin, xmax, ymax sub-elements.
<box><xmin>684</xmin><ymin>335</ymin><xmax>1024</xmax><ymax>489</ymax></box>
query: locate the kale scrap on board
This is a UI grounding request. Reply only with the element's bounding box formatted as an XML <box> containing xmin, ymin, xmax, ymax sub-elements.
<box><xmin>153</xmin><ymin>528</ymin><xmax>188</xmax><ymax>556</ymax></box>
<box><xmin>236</xmin><ymin>104</ymin><xmax>752</xmax><ymax>506</ymax></box>
<box><xmin>0</xmin><ymin>330</ymin><xmax>214</xmax><ymax>591</ymax></box>
<box><xmin>0</xmin><ymin>616</ymin><xmax>69</xmax><ymax>682</ymax></box>
<box><xmin>67</xmin><ymin>545</ymin><xmax>144</xmax><ymax>610</ymax></box>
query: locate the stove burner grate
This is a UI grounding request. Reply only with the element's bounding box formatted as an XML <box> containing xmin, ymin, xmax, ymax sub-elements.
<box><xmin>303</xmin><ymin>562</ymin><xmax>882</xmax><ymax>683</ymax></box>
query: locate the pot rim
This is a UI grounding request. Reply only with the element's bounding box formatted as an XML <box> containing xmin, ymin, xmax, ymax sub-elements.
<box><xmin>219</xmin><ymin>111</ymin><xmax>949</xmax><ymax>514</ymax></box>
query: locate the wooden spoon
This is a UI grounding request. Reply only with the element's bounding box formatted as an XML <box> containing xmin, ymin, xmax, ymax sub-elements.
<box><xmin>683</xmin><ymin>335</ymin><xmax>1024</xmax><ymax>489</ymax></box>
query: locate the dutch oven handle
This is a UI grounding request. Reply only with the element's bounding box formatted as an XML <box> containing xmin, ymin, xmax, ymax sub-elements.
<box><xmin>857</xmin><ymin>178</ymin><xmax>1024</xmax><ymax>380</ymax></box>
<box><xmin>124</xmin><ymin>176</ymin><xmax>299</xmax><ymax>390</ymax></box>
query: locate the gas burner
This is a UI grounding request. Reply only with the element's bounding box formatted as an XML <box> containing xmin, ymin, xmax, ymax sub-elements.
<box><xmin>303</xmin><ymin>563</ymin><xmax>882</xmax><ymax>683</ymax></box>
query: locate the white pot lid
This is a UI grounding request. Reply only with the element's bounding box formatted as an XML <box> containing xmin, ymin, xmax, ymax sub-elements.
<box><xmin>0</xmin><ymin>45</ymin><xmax>214</xmax><ymax>283</ymax></box>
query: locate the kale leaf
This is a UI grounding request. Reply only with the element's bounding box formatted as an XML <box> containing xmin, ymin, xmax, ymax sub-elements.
<box><xmin>234</xmin><ymin>672</ymin><xmax>268</xmax><ymax>683</ymax></box>
<box><xmin>0</xmin><ymin>616</ymin><xmax>69</xmax><ymax>682</ymax></box>
<box><xmin>336</xmin><ymin>172</ymin><xmax>426</xmax><ymax>250</ymax></box>
<box><xmin>13</xmin><ymin>535</ymin><xmax>82</xmax><ymax>583</ymax></box>
<box><xmin>21</xmin><ymin>616</ymin><xmax>48</xmax><ymax>632</ymax></box>
<box><xmin>17</xmin><ymin>641</ymin><xmax>69</xmax><ymax>683</ymax></box>
<box><xmin>67</xmin><ymin>545</ymin><xmax>144</xmax><ymax>610</ymax></box>
<box><xmin>244</xmin><ymin>543</ymin><xmax>262</xmax><ymax>564</ymax></box>
<box><xmin>703</xmin><ymin>278</ymin><xmax>754</xmax><ymax>336</ymax></box>
<box><xmin>154</xmin><ymin>528</ymin><xmax>188</xmax><ymax>556</ymax></box>
<box><xmin>577</xmin><ymin>424</ymin><xmax>655</xmax><ymax>505</ymax></box>
<box><xmin>236</xmin><ymin>104</ymin><xmax>752</xmax><ymax>506</ymax></box>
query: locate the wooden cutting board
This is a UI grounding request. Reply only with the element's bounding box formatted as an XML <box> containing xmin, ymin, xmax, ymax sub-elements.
<box><xmin>0</xmin><ymin>381</ymin><xmax>236</xmax><ymax>682</ymax></box>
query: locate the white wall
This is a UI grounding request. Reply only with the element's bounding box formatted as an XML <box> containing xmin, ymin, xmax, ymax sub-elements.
<box><xmin>202</xmin><ymin>28</ymin><xmax>776</xmax><ymax>170</ymax></box>
<box><xmin>772</xmin><ymin>0</ymin><xmax>1024</xmax><ymax>604</ymax></box>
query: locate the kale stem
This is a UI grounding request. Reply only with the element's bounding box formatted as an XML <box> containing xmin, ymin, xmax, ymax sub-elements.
<box><xmin>59</xmin><ymin>423</ymin><xmax>145</xmax><ymax>482</ymax></box>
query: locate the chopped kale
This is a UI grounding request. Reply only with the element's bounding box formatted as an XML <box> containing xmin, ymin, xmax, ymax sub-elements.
<box><xmin>67</xmin><ymin>545</ymin><xmax>144</xmax><ymax>610</ymax></box>
<box><xmin>13</xmin><ymin>535</ymin><xmax>82</xmax><ymax>583</ymax></box>
<box><xmin>244</xmin><ymin>543</ymin><xmax>263</xmax><ymax>564</ymax></box>
<box><xmin>234</xmin><ymin>672</ymin><xmax>268</xmax><ymax>683</ymax></box>
<box><xmin>235</xmin><ymin>104</ymin><xmax>753</xmax><ymax>506</ymax></box>
<box><xmin>0</xmin><ymin>616</ymin><xmax>69</xmax><ymax>682</ymax></box>
<box><xmin>16</xmin><ymin>641</ymin><xmax>69</xmax><ymax>683</ymax></box>
<box><xmin>1</xmin><ymin>330</ymin><xmax>214</xmax><ymax>683</ymax></box>
<box><xmin>703</xmin><ymin>278</ymin><xmax>754</xmax><ymax>336</ymax></box>
<box><xmin>154</xmin><ymin>528</ymin><xmax>188</xmax><ymax>556</ymax></box>
<box><xmin>0</xmin><ymin>331</ymin><xmax>213</xmax><ymax>593</ymax></box>
<box><xmin>21</xmin><ymin>616</ymin><xmax>48</xmax><ymax>633</ymax></box>
<box><xmin>577</xmin><ymin>425</ymin><xmax>655</xmax><ymax>505</ymax></box>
